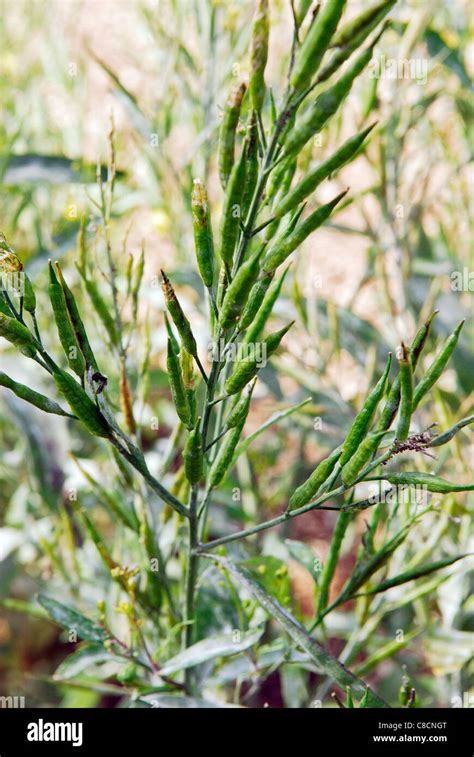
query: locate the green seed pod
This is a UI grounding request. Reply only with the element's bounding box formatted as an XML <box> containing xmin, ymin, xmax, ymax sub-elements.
<box><xmin>429</xmin><ymin>415</ymin><xmax>474</xmax><ymax>448</ymax></box>
<box><xmin>55</xmin><ymin>263</ymin><xmax>98</xmax><ymax>371</ymax></box>
<box><xmin>262</xmin><ymin>189</ymin><xmax>348</xmax><ymax>273</ymax></box>
<box><xmin>238</xmin><ymin>271</ymin><xmax>273</xmax><ymax>333</ymax></box>
<box><xmin>289</xmin><ymin>446</ymin><xmax>341</xmax><ymax>510</ymax></box>
<box><xmin>219</xmin><ymin>147</ymin><xmax>247</xmax><ymax>273</ymax></box>
<box><xmin>226</xmin><ymin>380</ymin><xmax>257</xmax><ymax>429</ymax></box>
<box><xmin>412</xmin><ymin>320</ymin><xmax>465</xmax><ymax>411</ymax></box>
<box><xmin>53</xmin><ymin>368</ymin><xmax>110</xmax><ymax>438</ymax></box>
<box><xmin>249</xmin><ymin>0</ymin><xmax>269</xmax><ymax>113</ymax></box>
<box><xmin>49</xmin><ymin>262</ymin><xmax>86</xmax><ymax>378</ymax></box>
<box><xmin>396</xmin><ymin>343</ymin><xmax>413</xmax><ymax>441</ymax></box>
<box><xmin>274</xmin><ymin>123</ymin><xmax>376</xmax><ymax>219</ymax></box>
<box><xmin>181</xmin><ymin>348</ymin><xmax>197</xmax><ymax>425</ymax></box>
<box><xmin>0</xmin><ymin>294</ymin><xmax>12</xmax><ymax>316</ymax></box>
<box><xmin>218</xmin><ymin>81</ymin><xmax>246</xmax><ymax>189</ymax></box>
<box><xmin>183</xmin><ymin>419</ymin><xmax>203</xmax><ymax>485</ymax></box>
<box><xmin>208</xmin><ymin>385</ymin><xmax>254</xmax><ymax>489</ymax></box>
<box><xmin>23</xmin><ymin>274</ymin><xmax>36</xmax><ymax>313</ymax></box>
<box><xmin>377</xmin><ymin>311</ymin><xmax>437</xmax><ymax>433</ymax></box>
<box><xmin>317</xmin><ymin>510</ymin><xmax>351</xmax><ymax>614</ymax></box>
<box><xmin>207</xmin><ymin>426</ymin><xmax>242</xmax><ymax>489</ymax></box>
<box><xmin>83</xmin><ymin>277</ymin><xmax>118</xmax><ymax>347</ymax></box>
<box><xmin>224</xmin><ymin>321</ymin><xmax>293</xmax><ymax>395</ymax></box>
<box><xmin>284</xmin><ymin>45</ymin><xmax>374</xmax><ymax>158</ymax></box>
<box><xmin>376</xmin><ymin>472</ymin><xmax>474</xmax><ymax>494</ymax></box>
<box><xmin>166</xmin><ymin>338</ymin><xmax>191</xmax><ymax>428</ymax></box>
<box><xmin>331</xmin><ymin>0</ymin><xmax>394</xmax><ymax>48</ymax></box>
<box><xmin>266</xmin><ymin>156</ymin><xmax>297</xmax><ymax>210</ymax></box>
<box><xmin>295</xmin><ymin>0</ymin><xmax>313</xmax><ymax>25</ymax></box>
<box><xmin>290</xmin><ymin>0</ymin><xmax>346</xmax><ymax>93</ymax></box>
<box><xmin>219</xmin><ymin>245</ymin><xmax>264</xmax><ymax>329</ymax></box>
<box><xmin>161</xmin><ymin>270</ymin><xmax>198</xmax><ymax>358</ymax></box>
<box><xmin>242</xmin><ymin>265</ymin><xmax>290</xmax><ymax>344</ymax></box>
<box><xmin>341</xmin><ymin>431</ymin><xmax>389</xmax><ymax>486</ymax></box>
<box><xmin>241</xmin><ymin>111</ymin><xmax>259</xmax><ymax>223</ymax></box>
<box><xmin>317</xmin><ymin>1</ymin><xmax>395</xmax><ymax>85</ymax></box>
<box><xmin>0</xmin><ymin>312</ymin><xmax>36</xmax><ymax>357</ymax></box>
<box><xmin>0</xmin><ymin>371</ymin><xmax>71</xmax><ymax>416</ymax></box>
<box><xmin>192</xmin><ymin>178</ymin><xmax>215</xmax><ymax>289</ymax></box>
<box><xmin>339</xmin><ymin>353</ymin><xmax>392</xmax><ymax>467</ymax></box>
<box><xmin>164</xmin><ymin>313</ymin><xmax>180</xmax><ymax>355</ymax></box>
<box><xmin>216</xmin><ymin>265</ymin><xmax>228</xmax><ymax>311</ymax></box>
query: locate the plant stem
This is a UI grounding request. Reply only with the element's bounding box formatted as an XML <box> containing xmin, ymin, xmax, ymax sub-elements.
<box><xmin>183</xmin><ymin>484</ymin><xmax>199</xmax><ymax>692</ymax></box>
<box><xmin>109</xmin><ymin>436</ymin><xmax>189</xmax><ymax>519</ymax></box>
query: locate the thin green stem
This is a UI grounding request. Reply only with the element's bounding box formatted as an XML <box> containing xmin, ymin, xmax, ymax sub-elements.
<box><xmin>183</xmin><ymin>485</ymin><xmax>199</xmax><ymax>692</ymax></box>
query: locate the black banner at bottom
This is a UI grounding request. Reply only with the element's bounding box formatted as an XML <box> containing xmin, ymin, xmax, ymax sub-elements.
<box><xmin>0</xmin><ymin>706</ymin><xmax>471</xmax><ymax>755</ymax></box>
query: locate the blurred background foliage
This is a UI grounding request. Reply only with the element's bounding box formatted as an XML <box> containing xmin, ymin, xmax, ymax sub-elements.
<box><xmin>0</xmin><ymin>0</ymin><xmax>472</xmax><ymax>708</ymax></box>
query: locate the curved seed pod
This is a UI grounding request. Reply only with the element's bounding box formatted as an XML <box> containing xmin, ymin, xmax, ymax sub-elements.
<box><xmin>218</xmin><ymin>81</ymin><xmax>246</xmax><ymax>189</ymax></box>
<box><xmin>183</xmin><ymin>418</ymin><xmax>203</xmax><ymax>485</ymax></box>
<box><xmin>317</xmin><ymin>1</ymin><xmax>395</xmax><ymax>85</ymax></box>
<box><xmin>238</xmin><ymin>271</ymin><xmax>273</xmax><ymax>333</ymax></box>
<box><xmin>377</xmin><ymin>311</ymin><xmax>438</xmax><ymax>432</ymax></box>
<box><xmin>219</xmin><ymin>245</ymin><xmax>264</xmax><ymax>329</ymax></box>
<box><xmin>412</xmin><ymin>320</ymin><xmax>465</xmax><ymax>411</ymax></box>
<box><xmin>290</xmin><ymin>0</ymin><xmax>346</xmax><ymax>93</ymax></box>
<box><xmin>249</xmin><ymin>0</ymin><xmax>269</xmax><ymax>113</ymax></box>
<box><xmin>83</xmin><ymin>277</ymin><xmax>118</xmax><ymax>347</ymax></box>
<box><xmin>373</xmin><ymin>472</ymin><xmax>474</xmax><ymax>494</ymax></box>
<box><xmin>284</xmin><ymin>45</ymin><xmax>374</xmax><ymax>158</ymax></box>
<box><xmin>241</xmin><ymin>111</ymin><xmax>259</xmax><ymax>223</ymax></box>
<box><xmin>289</xmin><ymin>446</ymin><xmax>341</xmax><ymax>510</ymax></box>
<box><xmin>242</xmin><ymin>265</ymin><xmax>290</xmax><ymax>344</ymax></box>
<box><xmin>340</xmin><ymin>353</ymin><xmax>392</xmax><ymax>466</ymax></box>
<box><xmin>166</xmin><ymin>338</ymin><xmax>192</xmax><ymax>429</ymax></box>
<box><xmin>49</xmin><ymin>262</ymin><xmax>86</xmax><ymax>378</ymax></box>
<box><xmin>226</xmin><ymin>380</ymin><xmax>257</xmax><ymax>429</ymax></box>
<box><xmin>53</xmin><ymin>368</ymin><xmax>110</xmax><ymax>437</ymax></box>
<box><xmin>192</xmin><ymin>178</ymin><xmax>215</xmax><ymax>289</ymax></box>
<box><xmin>219</xmin><ymin>147</ymin><xmax>247</xmax><ymax>272</ymax></box>
<box><xmin>429</xmin><ymin>415</ymin><xmax>474</xmax><ymax>448</ymax></box>
<box><xmin>224</xmin><ymin>321</ymin><xmax>294</xmax><ymax>395</ymax></box>
<box><xmin>0</xmin><ymin>371</ymin><xmax>71</xmax><ymax>416</ymax></box>
<box><xmin>55</xmin><ymin>263</ymin><xmax>98</xmax><ymax>371</ymax></box>
<box><xmin>161</xmin><ymin>270</ymin><xmax>198</xmax><ymax>358</ymax></box>
<box><xmin>0</xmin><ymin>312</ymin><xmax>36</xmax><ymax>357</ymax></box>
<box><xmin>208</xmin><ymin>386</ymin><xmax>254</xmax><ymax>488</ymax></box>
<box><xmin>341</xmin><ymin>431</ymin><xmax>389</xmax><ymax>486</ymax></box>
<box><xmin>274</xmin><ymin>123</ymin><xmax>376</xmax><ymax>219</ymax></box>
<box><xmin>396</xmin><ymin>343</ymin><xmax>412</xmax><ymax>441</ymax></box>
<box><xmin>263</xmin><ymin>189</ymin><xmax>348</xmax><ymax>272</ymax></box>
